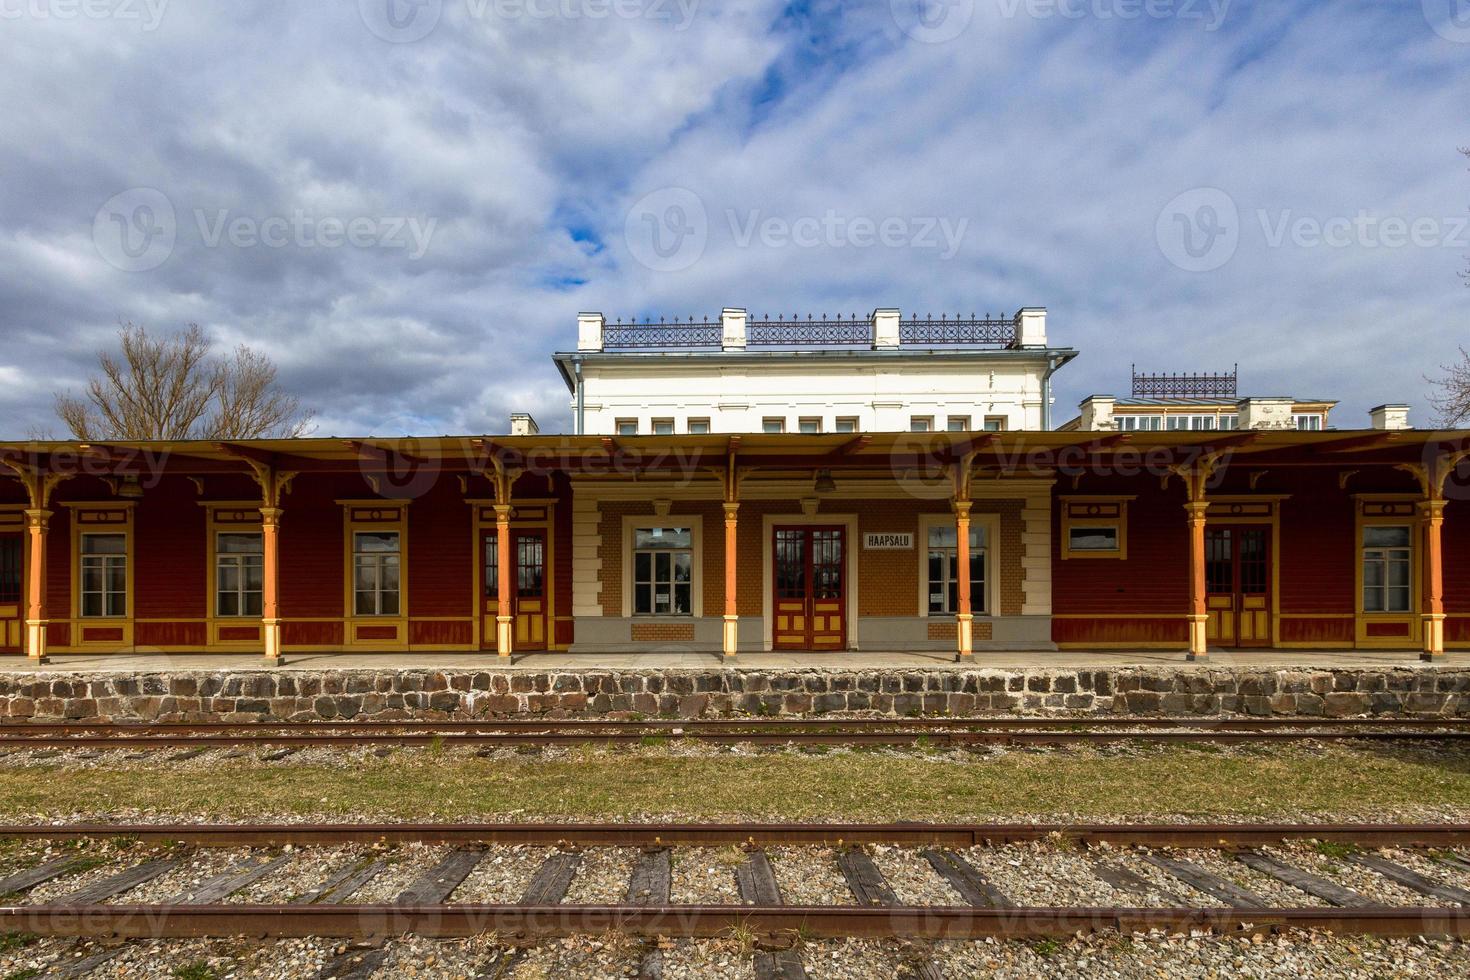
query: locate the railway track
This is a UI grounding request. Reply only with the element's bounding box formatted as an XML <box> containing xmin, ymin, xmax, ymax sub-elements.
<box><xmin>0</xmin><ymin>822</ymin><xmax>1467</xmax><ymax>951</ymax></box>
<box><xmin>2</xmin><ymin>717</ymin><xmax>1468</xmax><ymax>749</ymax></box>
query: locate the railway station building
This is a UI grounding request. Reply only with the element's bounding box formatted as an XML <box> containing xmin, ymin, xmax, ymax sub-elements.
<box><xmin>0</xmin><ymin>307</ymin><xmax>1466</xmax><ymax>665</ymax></box>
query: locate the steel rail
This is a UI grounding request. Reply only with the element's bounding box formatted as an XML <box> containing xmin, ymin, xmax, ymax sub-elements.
<box><xmin>0</xmin><ymin>903</ymin><xmax>1466</xmax><ymax>940</ymax></box>
<box><xmin>2</xmin><ymin>822</ymin><xmax>1466</xmax><ymax>848</ymax></box>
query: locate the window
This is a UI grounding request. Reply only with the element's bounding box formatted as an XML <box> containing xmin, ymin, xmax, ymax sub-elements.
<box><xmin>688</xmin><ymin>418</ymin><xmax>711</xmax><ymax>434</ymax></box>
<box><xmin>1362</xmin><ymin>525</ymin><xmax>1411</xmax><ymax>613</ymax></box>
<box><xmin>652</xmin><ymin>419</ymin><xmax>675</xmax><ymax>435</ymax></box>
<box><xmin>633</xmin><ymin>526</ymin><xmax>692</xmax><ymax>615</ymax></box>
<box><xmin>484</xmin><ymin>533</ymin><xmax>498</xmax><ymax>597</ymax></box>
<box><xmin>1219</xmin><ymin>414</ymin><xmax>1239</xmax><ymax>430</ymax></box>
<box><xmin>80</xmin><ymin>533</ymin><xmax>126</xmax><ymax>617</ymax></box>
<box><xmin>762</xmin><ymin>418</ymin><xmax>786</xmax><ymax>433</ymax></box>
<box><xmin>216</xmin><ymin>532</ymin><xmax>263</xmax><ymax>617</ymax></box>
<box><xmin>616</xmin><ymin>419</ymin><xmax>638</xmax><ymax>436</ymax></box>
<box><xmin>0</xmin><ymin>537</ymin><xmax>19</xmax><ymax>604</ymax></box>
<box><xmin>353</xmin><ymin>531</ymin><xmax>401</xmax><ymax>616</ymax></box>
<box><xmin>1294</xmin><ymin>414</ymin><xmax>1323</xmax><ymax>431</ymax></box>
<box><xmin>1059</xmin><ymin>496</ymin><xmax>1130</xmax><ymax>559</ymax></box>
<box><xmin>983</xmin><ymin>416</ymin><xmax>1006</xmax><ymax>432</ymax></box>
<box><xmin>834</xmin><ymin>417</ymin><xmax>859</xmax><ymax>433</ymax></box>
<box><xmin>927</xmin><ymin>524</ymin><xmax>987</xmax><ymax>614</ymax></box>
<box><xmin>1116</xmin><ymin>415</ymin><xmax>1163</xmax><ymax>431</ymax></box>
<box><xmin>1068</xmin><ymin>526</ymin><xmax>1120</xmax><ymax>552</ymax></box>
<box><xmin>946</xmin><ymin>416</ymin><xmax>970</xmax><ymax>432</ymax></box>
<box><xmin>910</xmin><ymin>416</ymin><xmax>933</xmax><ymax>432</ymax></box>
<box><xmin>798</xmin><ymin>418</ymin><xmax>822</xmax><ymax>434</ymax></box>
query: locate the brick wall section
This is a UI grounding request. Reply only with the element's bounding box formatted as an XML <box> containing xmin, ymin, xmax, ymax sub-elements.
<box><xmin>1</xmin><ymin>667</ymin><xmax>1465</xmax><ymax>722</ymax></box>
<box><xmin>631</xmin><ymin>622</ymin><xmax>696</xmax><ymax>642</ymax></box>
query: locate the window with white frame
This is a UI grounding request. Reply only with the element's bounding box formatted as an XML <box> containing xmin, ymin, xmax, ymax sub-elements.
<box><xmin>216</xmin><ymin>532</ymin><xmax>264</xmax><ymax>617</ymax></box>
<box><xmin>616</xmin><ymin>419</ymin><xmax>638</xmax><ymax>436</ymax></box>
<box><xmin>632</xmin><ymin>526</ymin><xmax>692</xmax><ymax>615</ymax></box>
<box><xmin>834</xmin><ymin>417</ymin><xmax>859</xmax><ymax>433</ymax></box>
<box><xmin>1116</xmin><ymin>415</ymin><xmax>1163</xmax><ymax>431</ymax></box>
<box><xmin>926</xmin><ymin>524</ymin><xmax>987</xmax><ymax>615</ymax></box>
<box><xmin>798</xmin><ymin>418</ymin><xmax>822</xmax><ymax>434</ymax></box>
<box><xmin>762</xmin><ymin>418</ymin><xmax>786</xmax><ymax>433</ymax></box>
<box><xmin>1294</xmin><ymin>414</ymin><xmax>1324</xmax><ymax>431</ymax></box>
<box><xmin>353</xmin><ymin>531</ymin><xmax>401</xmax><ymax>616</ymax></box>
<box><xmin>1362</xmin><ymin>525</ymin><xmax>1411</xmax><ymax>613</ymax></box>
<box><xmin>687</xmin><ymin>418</ymin><xmax>710</xmax><ymax>434</ymax></box>
<box><xmin>80</xmin><ymin>533</ymin><xmax>126</xmax><ymax>617</ymax></box>
<box><xmin>983</xmin><ymin>416</ymin><xmax>1006</xmax><ymax>432</ymax></box>
<box><xmin>946</xmin><ymin>416</ymin><xmax>970</xmax><ymax>431</ymax></box>
<box><xmin>910</xmin><ymin>416</ymin><xmax>933</xmax><ymax>432</ymax></box>
<box><xmin>652</xmin><ymin>418</ymin><xmax>675</xmax><ymax>435</ymax></box>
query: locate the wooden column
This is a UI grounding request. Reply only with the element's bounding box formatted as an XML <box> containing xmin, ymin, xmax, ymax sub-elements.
<box><xmin>954</xmin><ymin>500</ymin><xmax>974</xmax><ymax>662</ymax></box>
<box><xmin>722</xmin><ymin>502</ymin><xmax>739</xmax><ymax>659</ymax></box>
<box><xmin>1186</xmin><ymin>499</ymin><xmax>1210</xmax><ymax>661</ymax></box>
<box><xmin>260</xmin><ymin>506</ymin><xmax>283</xmax><ymax>663</ymax></box>
<box><xmin>1420</xmin><ymin>498</ymin><xmax>1446</xmax><ymax>662</ymax></box>
<box><xmin>22</xmin><ymin>508</ymin><xmax>50</xmax><ymax>664</ymax></box>
<box><xmin>495</xmin><ymin>503</ymin><xmax>514</xmax><ymax>657</ymax></box>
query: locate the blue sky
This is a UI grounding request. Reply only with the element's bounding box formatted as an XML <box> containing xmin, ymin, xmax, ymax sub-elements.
<box><xmin>0</xmin><ymin>0</ymin><xmax>1466</xmax><ymax>436</ymax></box>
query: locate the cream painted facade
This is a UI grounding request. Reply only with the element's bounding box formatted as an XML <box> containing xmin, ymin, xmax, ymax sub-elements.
<box><xmin>553</xmin><ymin>308</ymin><xmax>1077</xmax><ymax>435</ymax></box>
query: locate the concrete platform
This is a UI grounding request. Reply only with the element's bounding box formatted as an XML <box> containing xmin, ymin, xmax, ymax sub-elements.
<box><xmin>0</xmin><ymin>649</ymin><xmax>1461</xmax><ymax>674</ymax></box>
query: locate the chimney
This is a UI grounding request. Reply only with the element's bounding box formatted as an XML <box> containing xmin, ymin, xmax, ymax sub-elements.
<box><xmin>1237</xmin><ymin>397</ymin><xmax>1294</xmax><ymax>430</ymax></box>
<box><xmin>1369</xmin><ymin>404</ymin><xmax>1411</xmax><ymax>430</ymax></box>
<box><xmin>721</xmin><ymin>308</ymin><xmax>747</xmax><ymax>350</ymax></box>
<box><xmin>1077</xmin><ymin>395</ymin><xmax>1116</xmax><ymax>431</ymax></box>
<box><xmin>509</xmin><ymin>413</ymin><xmax>539</xmax><ymax>436</ymax></box>
<box><xmin>577</xmin><ymin>312</ymin><xmax>604</xmax><ymax>352</ymax></box>
<box><xmin>1015</xmin><ymin>308</ymin><xmax>1048</xmax><ymax>348</ymax></box>
<box><xmin>871</xmin><ymin>308</ymin><xmax>901</xmax><ymax>350</ymax></box>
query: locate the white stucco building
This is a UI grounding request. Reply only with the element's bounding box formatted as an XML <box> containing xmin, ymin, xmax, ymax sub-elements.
<box><xmin>553</xmin><ymin>308</ymin><xmax>1077</xmax><ymax>435</ymax></box>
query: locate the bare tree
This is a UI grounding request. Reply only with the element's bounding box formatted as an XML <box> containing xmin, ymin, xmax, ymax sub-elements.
<box><xmin>55</xmin><ymin>323</ymin><xmax>313</xmax><ymax>441</ymax></box>
<box><xmin>1430</xmin><ymin>347</ymin><xmax>1470</xmax><ymax>427</ymax></box>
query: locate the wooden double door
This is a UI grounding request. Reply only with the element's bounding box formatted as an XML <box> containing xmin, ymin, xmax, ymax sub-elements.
<box><xmin>482</xmin><ymin>529</ymin><xmax>548</xmax><ymax>650</ymax></box>
<box><xmin>1205</xmin><ymin>525</ymin><xmax>1271</xmax><ymax>648</ymax></box>
<box><xmin>772</xmin><ymin>526</ymin><xmax>847</xmax><ymax>650</ymax></box>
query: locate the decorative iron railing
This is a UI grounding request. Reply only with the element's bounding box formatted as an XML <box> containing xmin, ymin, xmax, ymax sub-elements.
<box><xmin>746</xmin><ymin>313</ymin><xmax>871</xmax><ymax>347</ymax></box>
<box><xmin>899</xmin><ymin>314</ymin><xmax>1016</xmax><ymax>347</ymax></box>
<box><xmin>604</xmin><ymin>317</ymin><xmax>722</xmax><ymax>349</ymax></box>
<box><xmin>1131</xmin><ymin>365</ymin><xmax>1239</xmax><ymax>400</ymax></box>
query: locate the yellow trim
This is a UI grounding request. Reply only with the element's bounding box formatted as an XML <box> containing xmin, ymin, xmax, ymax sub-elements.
<box><xmin>1353</xmin><ymin>497</ymin><xmax>1420</xmax><ymax>649</ymax></box>
<box><xmin>471</xmin><ymin>501</ymin><xmax>560</xmax><ymax>651</ymax></box>
<box><xmin>203</xmin><ymin>504</ymin><xmax>265</xmax><ymax>648</ymax></box>
<box><xmin>1058</xmin><ymin>496</ymin><xmax>1133</xmax><ymax>560</ymax></box>
<box><xmin>68</xmin><ymin>503</ymin><xmax>135</xmax><ymax>648</ymax></box>
<box><xmin>342</xmin><ymin>503</ymin><xmax>409</xmax><ymax>650</ymax></box>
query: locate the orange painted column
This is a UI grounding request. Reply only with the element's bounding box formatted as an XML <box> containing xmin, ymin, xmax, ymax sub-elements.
<box><xmin>260</xmin><ymin>506</ymin><xmax>283</xmax><ymax>663</ymax></box>
<box><xmin>1186</xmin><ymin>500</ymin><xmax>1210</xmax><ymax>661</ymax></box>
<box><xmin>722</xmin><ymin>502</ymin><xmax>739</xmax><ymax>658</ymax></box>
<box><xmin>1420</xmin><ymin>499</ymin><xmax>1446</xmax><ymax>662</ymax></box>
<box><xmin>954</xmin><ymin>501</ymin><xmax>974</xmax><ymax>662</ymax></box>
<box><xmin>495</xmin><ymin>504</ymin><xmax>514</xmax><ymax>657</ymax></box>
<box><xmin>23</xmin><ymin>509</ymin><xmax>49</xmax><ymax>664</ymax></box>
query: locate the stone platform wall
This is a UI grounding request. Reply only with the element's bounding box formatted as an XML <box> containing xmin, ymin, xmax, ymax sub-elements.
<box><xmin>0</xmin><ymin>666</ymin><xmax>1468</xmax><ymax>722</ymax></box>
